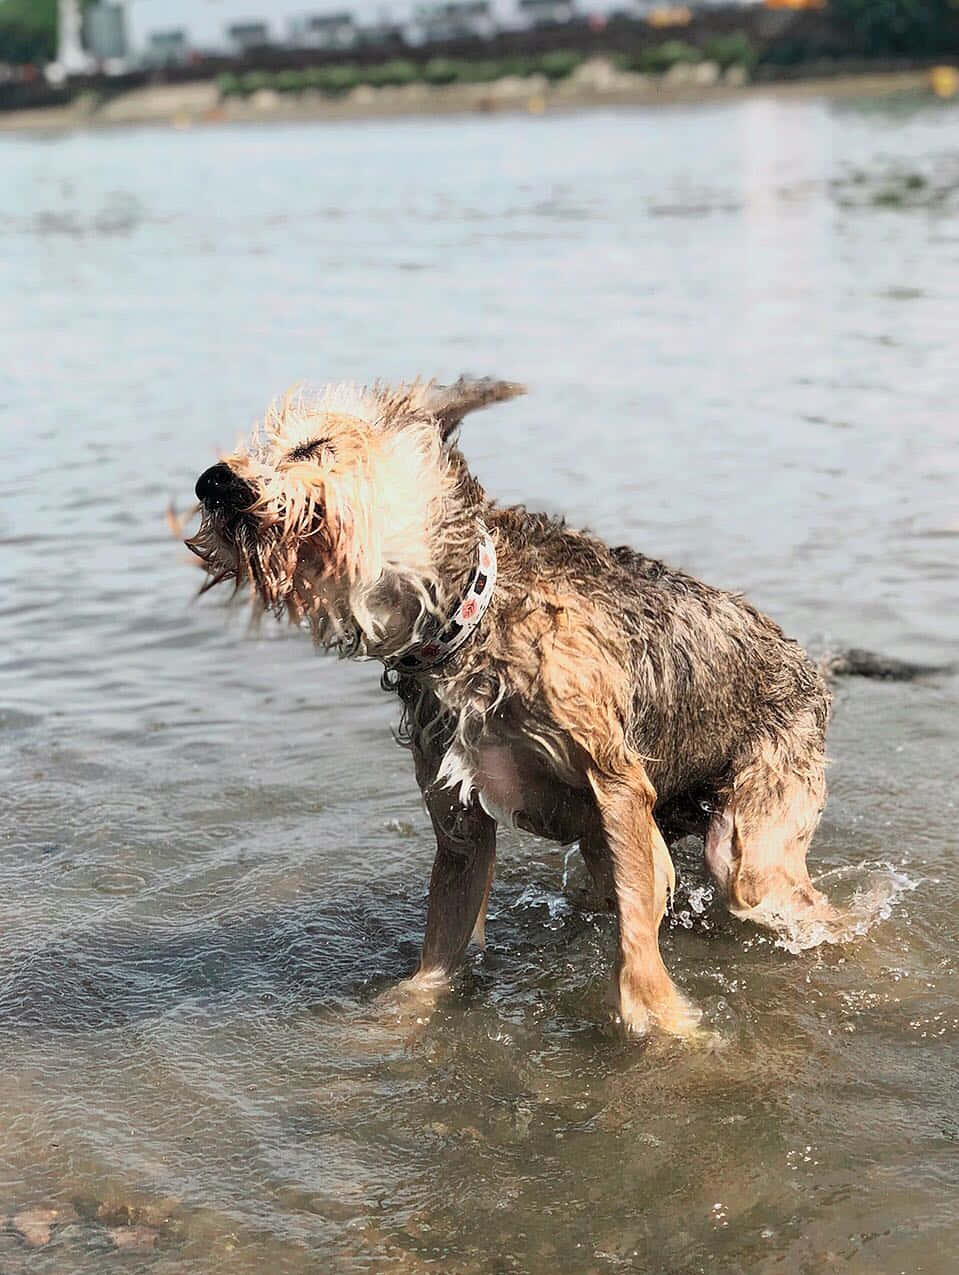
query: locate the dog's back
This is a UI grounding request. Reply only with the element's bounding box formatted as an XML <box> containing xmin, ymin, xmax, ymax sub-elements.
<box><xmin>611</xmin><ymin>540</ymin><xmax>830</xmax><ymax>802</ymax></box>
<box><xmin>488</xmin><ymin>508</ymin><xmax>830</xmax><ymax>807</ymax></box>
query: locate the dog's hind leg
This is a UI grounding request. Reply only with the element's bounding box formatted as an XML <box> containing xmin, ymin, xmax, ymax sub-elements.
<box><xmin>578</xmin><ymin>814</ymin><xmax>616</xmax><ymax>912</ymax></box>
<box><xmin>705</xmin><ymin>735</ymin><xmax>843</xmax><ymax>947</ymax></box>
<box><xmin>589</xmin><ymin>764</ymin><xmax>701</xmax><ymax>1037</ymax></box>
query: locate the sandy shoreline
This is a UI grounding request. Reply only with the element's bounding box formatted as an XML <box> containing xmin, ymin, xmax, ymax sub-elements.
<box><xmin>0</xmin><ymin>67</ymin><xmax>934</xmax><ymax>135</ymax></box>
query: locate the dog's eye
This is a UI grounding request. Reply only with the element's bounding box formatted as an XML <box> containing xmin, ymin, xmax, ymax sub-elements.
<box><xmin>288</xmin><ymin>437</ymin><xmax>330</xmax><ymax>463</ymax></box>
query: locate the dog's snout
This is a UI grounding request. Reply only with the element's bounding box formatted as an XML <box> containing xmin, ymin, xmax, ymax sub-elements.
<box><xmin>195</xmin><ymin>463</ymin><xmax>253</xmax><ymax>511</ymax></box>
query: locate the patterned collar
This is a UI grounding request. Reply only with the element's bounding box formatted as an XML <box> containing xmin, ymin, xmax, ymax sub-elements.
<box><xmin>388</xmin><ymin>531</ymin><xmax>497</xmax><ymax>674</ymax></box>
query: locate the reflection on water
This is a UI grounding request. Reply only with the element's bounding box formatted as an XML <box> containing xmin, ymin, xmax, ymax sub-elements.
<box><xmin>1</xmin><ymin>95</ymin><xmax>958</xmax><ymax>1272</ymax></box>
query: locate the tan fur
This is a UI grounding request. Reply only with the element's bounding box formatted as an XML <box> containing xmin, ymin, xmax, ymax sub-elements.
<box><xmin>190</xmin><ymin>375</ymin><xmax>853</xmax><ymax>1038</ymax></box>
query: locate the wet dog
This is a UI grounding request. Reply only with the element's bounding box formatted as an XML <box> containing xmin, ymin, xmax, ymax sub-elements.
<box><xmin>189</xmin><ymin>377</ymin><xmax>903</xmax><ymax>1036</ymax></box>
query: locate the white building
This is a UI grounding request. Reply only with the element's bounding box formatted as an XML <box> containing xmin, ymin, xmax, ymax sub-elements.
<box><xmin>84</xmin><ymin>2</ymin><xmax>128</xmax><ymax>60</ymax></box>
<box><xmin>127</xmin><ymin>2</ymin><xmax>281</xmax><ymax>58</ymax></box>
<box><xmin>412</xmin><ymin>1</ymin><xmax>496</xmax><ymax>44</ymax></box>
<box><xmin>121</xmin><ymin>0</ymin><xmax>745</xmax><ymax>60</ymax></box>
<box><xmin>514</xmin><ymin>0</ymin><xmax>575</xmax><ymax>27</ymax></box>
<box><xmin>124</xmin><ymin>1</ymin><xmax>421</xmax><ymax>57</ymax></box>
<box><xmin>288</xmin><ymin>11</ymin><xmax>359</xmax><ymax>47</ymax></box>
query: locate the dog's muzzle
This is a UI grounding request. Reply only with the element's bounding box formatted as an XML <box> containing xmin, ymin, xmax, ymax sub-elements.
<box><xmin>195</xmin><ymin>463</ymin><xmax>254</xmax><ymax>513</ymax></box>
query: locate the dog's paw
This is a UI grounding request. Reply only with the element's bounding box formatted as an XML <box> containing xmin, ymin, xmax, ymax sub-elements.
<box><xmin>615</xmin><ymin>977</ymin><xmax>704</xmax><ymax>1041</ymax></box>
<box><xmin>374</xmin><ymin>970</ymin><xmax>448</xmax><ymax>1025</ymax></box>
<box><xmin>332</xmin><ymin>975</ymin><xmax>449</xmax><ymax>1057</ymax></box>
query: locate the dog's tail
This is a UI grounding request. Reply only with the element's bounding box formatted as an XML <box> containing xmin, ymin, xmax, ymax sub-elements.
<box><xmin>423</xmin><ymin>376</ymin><xmax>526</xmax><ymax>440</ymax></box>
<box><xmin>819</xmin><ymin>647</ymin><xmax>950</xmax><ymax>682</ymax></box>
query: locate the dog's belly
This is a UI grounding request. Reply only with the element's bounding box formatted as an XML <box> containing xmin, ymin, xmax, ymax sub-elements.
<box><xmin>474</xmin><ymin>744</ymin><xmax>591</xmax><ymax>843</ymax></box>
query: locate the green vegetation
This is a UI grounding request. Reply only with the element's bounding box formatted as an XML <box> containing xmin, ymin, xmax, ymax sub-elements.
<box><xmin>619</xmin><ymin>41</ymin><xmax>702</xmax><ymax>74</ymax></box>
<box><xmin>363</xmin><ymin>59</ymin><xmax>418</xmax><ymax>87</ymax></box>
<box><xmin>215</xmin><ymin>72</ymin><xmax>242</xmax><ymax>97</ymax></box>
<box><xmin>538</xmin><ymin>50</ymin><xmax>582</xmax><ymax>81</ymax></box>
<box><xmin>239</xmin><ymin>70</ymin><xmax>273</xmax><ymax>95</ymax></box>
<box><xmin>273</xmin><ymin>69</ymin><xmax>304</xmax><ymax>94</ymax></box>
<box><xmin>215</xmin><ymin>52</ymin><xmax>589</xmax><ymax>100</ymax></box>
<box><xmin>300</xmin><ymin>66</ymin><xmax>338</xmax><ymax>92</ymax></box>
<box><xmin>0</xmin><ymin>0</ymin><xmax>58</xmax><ymax>63</ymax></box>
<box><xmin>211</xmin><ymin>40</ymin><xmax>766</xmax><ymax>102</ymax></box>
<box><xmin>219</xmin><ymin>66</ymin><xmax>359</xmax><ymax>97</ymax></box>
<box><xmin>312</xmin><ymin>65</ymin><xmax>361</xmax><ymax>95</ymax></box>
<box><xmin>498</xmin><ymin>55</ymin><xmax>536</xmax><ymax>77</ymax></box>
<box><xmin>702</xmin><ymin>32</ymin><xmax>757</xmax><ymax>73</ymax></box>
<box><xmin>639</xmin><ymin>40</ymin><xmax>700</xmax><ymax>73</ymax></box>
<box><xmin>828</xmin><ymin>0</ymin><xmax>959</xmax><ymax>55</ymax></box>
<box><xmin>422</xmin><ymin>57</ymin><xmax>459</xmax><ymax>85</ymax></box>
<box><xmin>621</xmin><ymin>35</ymin><xmax>758</xmax><ymax>76</ymax></box>
<box><xmin>456</xmin><ymin>59</ymin><xmax>508</xmax><ymax>83</ymax></box>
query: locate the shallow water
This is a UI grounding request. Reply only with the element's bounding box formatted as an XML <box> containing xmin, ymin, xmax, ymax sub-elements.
<box><xmin>1</xmin><ymin>94</ymin><xmax>958</xmax><ymax>1272</ymax></box>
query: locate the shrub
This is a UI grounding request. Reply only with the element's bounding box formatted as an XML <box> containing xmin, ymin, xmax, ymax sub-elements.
<box><xmin>0</xmin><ymin>0</ymin><xmax>57</xmax><ymax>64</ymax></box>
<box><xmin>240</xmin><ymin>70</ymin><xmax>273</xmax><ymax>95</ymax></box>
<box><xmin>702</xmin><ymin>32</ymin><xmax>756</xmax><ymax>71</ymax></box>
<box><xmin>761</xmin><ymin>37</ymin><xmax>820</xmax><ymax>67</ymax></box>
<box><xmin>458</xmin><ymin>59</ymin><xmax>505</xmax><ymax>84</ymax></box>
<box><xmin>297</xmin><ymin>65</ymin><xmax>360</xmax><ymax>94</ymax></box>
<box><xmin>362</xmin><ymin>59</ymin><xmax>418</xmax><ymax>87</ymax></box>
<box><xmin>499</xmin><ymin>55</ymin><xmax>536</xmax><ymax>78</ymax></box>
<box><xmin>310</xmin><ymin>64</ymin><xmax>360</xmax><ymax>95</ymax></box>
<box><xmin>537</xmin><ymin>50</ymin><xmax>582</xmax><ymax>81</ymax></box>
<box><xmin>274</xmin><ymin>69</ymin><xmax>306</xmax><ymax>94</ymax></box>
<box><xmin>423</xmin><ymin>57</ymin><xmax>461</xmax><ymax>85</ymax></box>
<box><xmin>829</xmin><ymin>0</ymin><xmax>955</xmax><ymax>56</ymax></box>
<box><xmin>632</xmin><ymin>40</ymin><xmax>701</xmax><ymax>74</ymax></box>
<box><xmin>216</xmin><ymin>72</ymin><xmax>244</xmax><ymax>98</ymax></box>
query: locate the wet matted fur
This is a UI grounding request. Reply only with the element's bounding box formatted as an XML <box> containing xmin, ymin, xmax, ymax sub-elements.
<box><xmin>189</xmin><ymin>376</ymin><xmax>865</xmax><ymax>1036</ymax></box>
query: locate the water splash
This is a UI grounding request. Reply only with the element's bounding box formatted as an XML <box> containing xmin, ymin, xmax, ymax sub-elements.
<box><xmin>561</xmin><ymin>845</ymin><xmax>578</xmax><ymax>890</ymax></box>
<box><xmin>671</xmin><ymin>883</ymin><xmax>717</xmax><ymax>931</ymax></box>
<box><xmin>511</xmin><ymin>883</ymin><xmax>571</xmax><ymax>924</ymax></box>
<box><xmin>772</xmin><ymin>862</ymin><xmax>919</xmax><ymax>955</ymax></box>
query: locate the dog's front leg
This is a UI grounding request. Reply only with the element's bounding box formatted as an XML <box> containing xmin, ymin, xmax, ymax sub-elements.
<box><xmin>403</xmin><ymin>779</ymin><xmax>496</xmax><ymax>996</ymax></box>
<box><xmin>413</xmin><ymin>789</ymin><xmax>497</xmax><ymax>989</ymax></box>
<box><xmin>589</xmin><ymin>764</ymin><xmax>701</xmax><ymax>1037</ymax></box>
<box><xmin>380</xmin><ymin>786</ymin><xmax>495</xmax><ymax>1025</ymax></box>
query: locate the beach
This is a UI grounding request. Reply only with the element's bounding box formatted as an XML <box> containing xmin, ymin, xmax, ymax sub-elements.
<box><xmin>0</xmin><ymin>62</ymin><xmax>936</xmax><ymax>133</ymax></box>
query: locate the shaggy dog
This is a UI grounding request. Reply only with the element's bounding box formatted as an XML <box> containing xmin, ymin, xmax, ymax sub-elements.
<box><xmin>190</xmin><ymin>376</ymin><xmax>909</xmax><ymax>1036</ymax></box>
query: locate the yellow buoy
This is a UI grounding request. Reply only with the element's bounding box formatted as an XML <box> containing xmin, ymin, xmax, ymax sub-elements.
<box><xmin>930</xmin><ymin>66</ymin><xmax>959</xmax><ymax>99</ymax></box>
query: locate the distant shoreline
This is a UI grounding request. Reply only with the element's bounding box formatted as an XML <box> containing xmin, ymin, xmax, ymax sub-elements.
<box><xmin>0</xmin><ymin>66</ymin><xmax>938</xmax><ymax>135</ymax></box>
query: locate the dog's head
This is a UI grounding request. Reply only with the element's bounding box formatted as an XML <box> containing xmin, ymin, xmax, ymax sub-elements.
<box><xmin>188</xmin><ymin>377</ymin><xmax>523</xmax><ymax>654</ymax></box>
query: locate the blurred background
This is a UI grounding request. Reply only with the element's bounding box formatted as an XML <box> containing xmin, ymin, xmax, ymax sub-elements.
<box><xmin>1</xmin><ymin>2</ymin><xmax>958</xmax><ymax>1273</ymax></box>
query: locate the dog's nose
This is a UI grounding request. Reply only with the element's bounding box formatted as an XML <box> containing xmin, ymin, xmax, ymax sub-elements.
<box><xmin>195</xmin><ymin>463</ymin><xmax>253</xmax><ymax>511</ymax></box>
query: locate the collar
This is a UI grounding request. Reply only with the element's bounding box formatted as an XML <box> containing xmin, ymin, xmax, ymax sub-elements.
<box><xmin>388</xmin><ymin>531</ymin><xmax>497</xmax><ymax>674</ymax></box>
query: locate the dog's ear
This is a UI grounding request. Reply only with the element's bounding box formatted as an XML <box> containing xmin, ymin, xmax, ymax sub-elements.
<box><xmin>423</xmin><ymin>376</ymin><xmax>526</xmax><ymax>443</ymax></box>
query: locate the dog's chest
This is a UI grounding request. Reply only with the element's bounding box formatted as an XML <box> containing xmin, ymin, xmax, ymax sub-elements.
<box><xmin>473</xmin><ymin>744</ymin><xmax>527</xmax><ymax>825</ymax></box>
<box><xmin>430</xmin><ymin>686</ymin><xmax>588</xmax><ymax>834</ymax></box>
<box><xmin>463</xmin><ymin>743</ymin><xmax>591</xmax><ymax>844</ymax></box>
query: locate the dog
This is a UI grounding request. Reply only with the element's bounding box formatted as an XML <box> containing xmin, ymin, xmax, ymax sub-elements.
<box><xmin>188</xmin><ymin>376</ymin><xmax>908</xmax><ymax>1036</ymax></box>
